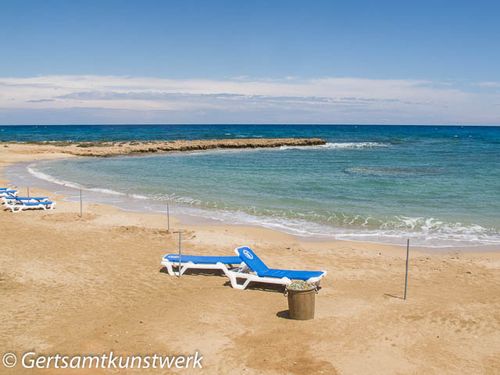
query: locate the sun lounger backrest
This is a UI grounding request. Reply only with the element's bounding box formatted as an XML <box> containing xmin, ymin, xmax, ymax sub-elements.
<box><xmin>236</xmin><ymin>246</ymin><xmax>269</xmax><ymax>276</ymax></box>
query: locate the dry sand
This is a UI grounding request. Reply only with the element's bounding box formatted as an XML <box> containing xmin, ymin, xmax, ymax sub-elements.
<box><xmin>0</xmin><ymin>144</ymin><xmax>499</xmax><ymax>374</ymax></box>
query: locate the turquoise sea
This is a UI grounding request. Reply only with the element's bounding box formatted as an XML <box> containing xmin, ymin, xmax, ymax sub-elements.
<box><xmin>2</xmin><ymin>125</ymin><xmax>499</xmax><ymax>248</ymax></box>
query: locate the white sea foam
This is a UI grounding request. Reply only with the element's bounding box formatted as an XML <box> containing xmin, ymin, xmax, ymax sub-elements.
<box><xmin>131</xmin><ymin>194</ymin><xmax>149</xmax><ymax>200</ymax></box>
<box><xmin>24</xmin><ymin>163</ymin><xmax>500</xmax><ymax>248</ymax></box>
<box><xmin>177</xmin><ymin>207</ymin><xmax>500</xmax><ymax>248</ymax></box>
<box><xmin>279</xmin><ymin>142</ymin><xmax>389</xmax><ymax>150</ymax></box>
<box><xmin>27</xmin><ymin>165</ymin><xmax>84</xmax><ymax>190</ymax></box>
<box><xmin>87</xmin><ymin>187</ymin><xmax>126</xmax><ymax>196</ymax></box>
<box><xmin>28</xmin><ymin>164</ymin><xmax>127</xmax><ymax>197</ymax></box>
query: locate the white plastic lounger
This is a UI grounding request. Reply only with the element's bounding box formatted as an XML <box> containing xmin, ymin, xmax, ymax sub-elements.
<box><xmin>0</xmin><ymin>189</ymin><xmax>17</xmax><ymax>198</ymax></box>
<box><xmin>227</xmin><ymin>246</ymin><xmax>327</xmax><ymax>290</ymax></box>
<box><xmin>2</xmin><ymin>195</ymin><xmax>49</xmax><ymax>204</ymax></box>
<box><xmin>161</xmin><ymin>254</ymin><xmax>243</xmax><ymax>277</ymax></box>
<box><xmin>4</xmin><ymin>200</ymin><xmax>56</xmax><ymax>212</ymax></box>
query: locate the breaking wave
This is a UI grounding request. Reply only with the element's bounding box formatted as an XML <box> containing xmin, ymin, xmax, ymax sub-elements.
<box><xmin>27</xmin><ymin>165</ymin><xmax>147</xmax><ymax>199</ymax></box>
<box><xmin>23</xmin><ymin>158</ymin><xmax>500</xmax><ymax>248</ymax></box>
<box><xmin>280</xmin><ymin>142</ymin><xmax>389</xmax><ymax>150</ymax></box>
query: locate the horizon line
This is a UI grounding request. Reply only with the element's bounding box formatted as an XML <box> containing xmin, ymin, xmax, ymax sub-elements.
<box><xmin>1</xmin><ymin>123</ymin><xmax>499</xmax><ymax>127</ymax></box>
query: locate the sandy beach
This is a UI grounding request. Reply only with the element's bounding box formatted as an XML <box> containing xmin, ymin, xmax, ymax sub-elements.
<box><xmin>1</xmin><ymin>144</ymin><xmax>499</xmax><ymax>374</ymax></box>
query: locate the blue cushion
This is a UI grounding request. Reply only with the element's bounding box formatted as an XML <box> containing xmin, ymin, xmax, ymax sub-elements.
<box><xmin>23</xmin><ymin>201</ymin><xmax>53</xmax><ymax>206</ymax></box>
<box><xmin>237</xmin><ymin>246</ymin><xmax>324</xmax><ymax>280</ymax></box>
<box><xmin>262</xmin><ymin>268</ymin><xmax>325</xmax><ymax>280</ymax></box>
<box><xmin>164</xmin><ymin>254</ymin><xmax>242</xmax><ymax>265</ymax></box>
<box><xmin>15</xmin><ymin>197</ymin><xmax>48</xmax><ymax>201</ymax></box>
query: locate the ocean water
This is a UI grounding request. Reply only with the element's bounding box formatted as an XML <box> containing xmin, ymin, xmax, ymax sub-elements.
<box><xmin>3</xmin><ymin>125</ymin><xmax>500</xmax><ymax>248</ymax></box>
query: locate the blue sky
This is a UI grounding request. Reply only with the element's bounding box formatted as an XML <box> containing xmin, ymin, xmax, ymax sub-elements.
<box><xmin>0</xmin><ymin>0</ymin><xmax>499</xmax><ymax>124</ymax></box>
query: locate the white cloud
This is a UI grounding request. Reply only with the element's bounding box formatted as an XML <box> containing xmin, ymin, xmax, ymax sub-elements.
<box><xmin>476</xmin><ymin>81</ymin><xmax>500</xmax><ymax>88</ymax></box>
<box><xmin>0</xmin><ymin>75</ymin><xmax>499</xmax><ymax>124</ymax></box>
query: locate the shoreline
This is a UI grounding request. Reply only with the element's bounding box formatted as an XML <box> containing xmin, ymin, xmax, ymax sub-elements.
<box><xmin>1</xmin><ymin>143</ymin><xmax>500</xmax><ymax>374</ymax></box>
<box><xmin>3</xmin><ymin>143</ymin><xmax>499</xmax><ymax>253</ymax></box>
<box><xmin>8</xmin><ymin>158</ymin><xmax>499</xmax><ymax>253</ymax></box>
<box><xmin>2</xmin><ymin>144</ymin><xmax>499</xmax><ymax>257</ymax></box>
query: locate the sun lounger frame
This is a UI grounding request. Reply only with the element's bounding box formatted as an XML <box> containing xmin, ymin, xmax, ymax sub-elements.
<box><xmin>161</xmin><ymin>255</ymin><xmax>243</xmax><ymax>277</ymax></box>
<box><xmin>227</xmin><ymin>246</ymin><xmax>327</xmax><ymax>290</ymax></box>
<box><xmin>0</xmin><ymin>190</ymin><xmax>17</xmax><ymax>198</ymax></box>
<box><xmin>2</xmin><ymin>196</ymin><xmax>49</xmax><ymax>204</ymax></box>
<box><xmin>4</xmin><ymin>201</ymin><xmax>56</xmax><ymax>213</ymax></box>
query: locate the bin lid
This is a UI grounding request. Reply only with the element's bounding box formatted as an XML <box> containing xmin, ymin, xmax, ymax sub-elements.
<box><xmin>286</xmin><ymin>280</ymin><xmax>316</xmax><ymax>291</ymax></box>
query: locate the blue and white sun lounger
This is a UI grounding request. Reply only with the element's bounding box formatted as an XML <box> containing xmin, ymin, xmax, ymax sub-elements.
<box><xmin>227</xmin><ymin>246</ymin><xmax>327</xmax><ymax>290</ymax></box>
<box><xmin>2</xmin><ymin>195</ymin><xmax>49</xmax><ymax>204</ymax></box>
<box><xmin>161</xmin><ymin>254</ymin><xmax>244</xmax><ymax>277</ymax></box>
<box><xmin>0</xmin><ymin>189</ymin><xmax>17</xmax><ymax>198</ymax></box>
<box><xmin>4</xmin><ymin>200</ymin><xmax>56</xmax><ymax>212</ymax></box>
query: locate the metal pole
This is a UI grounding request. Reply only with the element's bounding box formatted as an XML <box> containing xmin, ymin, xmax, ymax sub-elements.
<box><xmin>166</xmin><ymin>202</ymin><xmax>170</xmax><ymax>232</ymax></box>
<box><xmin>178</xmin><ymin>231</ymin><xmax>182</xmax><ymax>277</ymax></box>
<box><xmin>27</xmin><ymin>186</ymin><xmax>30</xmax><ymax>198</ymax></box>
<box><xmin>404</xmin><ymin>238</ymin><xmax>410</xmax><ymax>300</ymax></box>
<box><xmin>79</xmin><ymin>189</ymin><xmax>83</xmax><ymax>217</ymax></box>
<box><xmin>173</xmin><ymin>231</ymin><xmax>182</xmax><ymax>277</ymax></box>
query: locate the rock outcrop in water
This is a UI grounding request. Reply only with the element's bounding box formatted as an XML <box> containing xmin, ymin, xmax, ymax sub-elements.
<box><xmin>3</xmin><ymin>138</ymin><xmax>326</xmax><ymax>157</ymax></box>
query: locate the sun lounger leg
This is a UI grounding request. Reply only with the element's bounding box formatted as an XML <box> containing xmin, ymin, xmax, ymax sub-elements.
<box><xmin>163</xmin><ymin>262</ymin><xmax>189</xmax><ymax>277</ymax></box>
<box><xmin>227</xmin><ymin>273</ymin><xmax>252</xmax><ymax>290</ymax></box>
<box><xmin>179</xmin><ymin>264</ymin><xmax>190</xmax><ymax>276</ymax></box>
<box><xmin>163</xmin><ymin>261</ymin><xmax>176</xmax><ymax>276</ymax></box>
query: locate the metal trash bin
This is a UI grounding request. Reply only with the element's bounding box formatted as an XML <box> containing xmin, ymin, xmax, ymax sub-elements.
<box><xmin>285</xmin><ymin>281</ymin><xmax>317</xmax><ymax>320</ymax></box>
